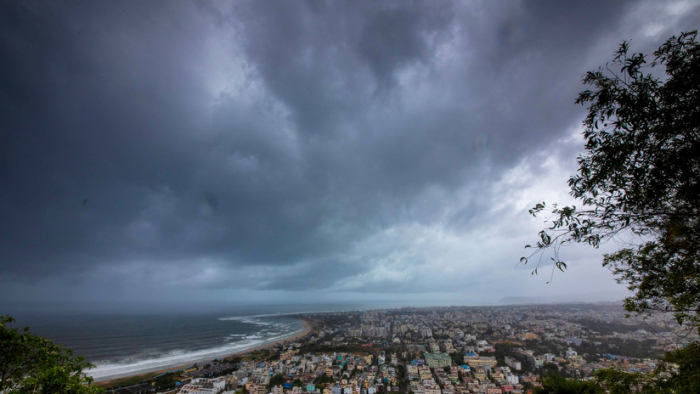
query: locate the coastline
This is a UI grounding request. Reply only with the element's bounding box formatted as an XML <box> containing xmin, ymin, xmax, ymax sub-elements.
<box><xmin>95</xmin><ymin>318</ymin><xmax>312</xmax><ymax>387</ymax></box>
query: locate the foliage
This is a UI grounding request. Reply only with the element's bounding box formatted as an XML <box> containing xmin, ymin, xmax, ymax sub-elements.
<box><xmin>153</xmin><ymin>372</ymin><xmax>178</xmax><ymax>392</ymax></box>
<box><xmin>572</xmin><ymin>336</ymin><xmax>660</xmax><ymax>360</ymax></box>
<box><xmin>594</xmin><ymin>368</ymin><xmax>649</xmax><ymax>394</ymax></box>
<box><xmin>1</xmin><ymin>315</ymin><xmax>102</xmax><ymax>394</ymax></box>
<box><xmin>268</xmin><ymin>373</ymin><xmax>286</xmax><ymax>389</ymax></box>
<box><xmin>534</xmin><ymin>375</ymin><xmax>601</xmax><ymax>394</ymax></box>
<box><xmin>573</xmin><ymin>318</ymin><xmax>647</xmax><ymax>335</ymax></box>
<box><xmin>522</xmin><ymin>31</ymin><xmax>700</xmax><ymax>331</ymax></box>
<box><xmin>592</xmin><ymin>344</ymin><xmax>700</xmax><ymax>394</ymax></box>
<box><xmin>525</xmin><ymin>29</ymin><xmax>700</xmax><ymax>388</ymax></box>
<box><xmin>540</xmin><ymin>363</ymin><xmax>566</xmax><ymax>378</ymax></box>
<box><xmin>656</xmin><ymin>343</ymin><xmax>700</xmax><ymax>394</ymax></box>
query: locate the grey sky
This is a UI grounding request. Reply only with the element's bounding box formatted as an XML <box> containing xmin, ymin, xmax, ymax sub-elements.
<box><xmin>1</xmin><ymin>0</ymin><xmax>698</xmax><ymax>313</ymax></box>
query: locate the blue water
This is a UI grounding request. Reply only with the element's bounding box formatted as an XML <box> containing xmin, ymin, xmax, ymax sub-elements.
<box><xmin>11</xmin><ymin>304</ymin><xmax>373</xmax><ymax>381</ymax></box>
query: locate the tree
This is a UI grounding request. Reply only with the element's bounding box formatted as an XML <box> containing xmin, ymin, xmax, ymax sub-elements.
<box><xmin>593</xmin><ymin>368</ymin><xmax>649</xmax><ymax>394</ymax></box>
<box><xmin>153</xmin><ymin>372</ymin><xmax>178</xmax><ymax>392</ymax></box>
<box><xmin>522</xmin><ymin>30</ymin><xmax>700</xmax><ymax>332</ymax></box>
<box><xmin>1</xmin><ymin>315</ymin><xmax>102</xmax><ymax>394</ymax></box>
<box><xmin>534</xmin><ymin>375</ymin><xmax>602</xmax><ymax>394</ymax></box>
<box><xmin>268</xmin><ymin>373</ymin><xmax>286</xmax><ymax>389</ymax></box>
<box><xmin>656</xmin><ymin>342</ymin><xmax>700</xmax><ymax>393</ymax></box>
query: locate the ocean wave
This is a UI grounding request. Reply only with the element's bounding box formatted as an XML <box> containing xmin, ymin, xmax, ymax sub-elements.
<box><xmin>218</xmin><ymin>313</ymin><xmax>292</xmax><ymax>321</ymax></box>
<box><xmin>219</xmin><ymin>316</ymin><xmax>277</xmax><ymax>326</ymax></box>
<box><xmin>217</xmin><ymin>308</ymin><xmax>360</xmax><ymax>321</ymax></box>
<box><xmin>217</xmin><ymin>309</ymin><xmax>330</xmax><ymax>321</ymax></box>
<box><xmin>89</xmin><ymin>329</ymin><xmax>300</xmax><ymax>382</ymax></box>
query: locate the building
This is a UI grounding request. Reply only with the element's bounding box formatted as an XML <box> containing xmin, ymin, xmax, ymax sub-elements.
<box><xmin>463</xmin><ymin>355</ymin><xmax>497</xmax><ymax>369</ymax></box>
<box><xmin>424</xmin><ymin>352</ymin><xmax>451</xmax><ymax>368</ymax></box>
<box><xmin>504</xmin><ymin>356</ymin><xmax>521</xmax><ymax>371</ymax></box>
<box><xmin>179</xmin><ymin>377</ymin><xmax>225</xmax><ymax>394</ymax></box>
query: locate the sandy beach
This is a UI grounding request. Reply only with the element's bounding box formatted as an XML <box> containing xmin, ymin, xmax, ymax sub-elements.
<box><xmin>96</xmin><ymin>319</ymin><xmax>313</xmax><ymax>387</ymax></box>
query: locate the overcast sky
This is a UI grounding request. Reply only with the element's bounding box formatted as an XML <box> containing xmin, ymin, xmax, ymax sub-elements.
<box><xmin>1</xmin><ymin>0</ymin><xmax>698</xmax><ymax>314</ymax></box>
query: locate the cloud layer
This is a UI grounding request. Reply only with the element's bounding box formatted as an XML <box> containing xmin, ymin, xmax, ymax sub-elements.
<box><xmin>1</xmin><ymin>0</ymin><xmax>698</xmax><ymax>312</ymax></box>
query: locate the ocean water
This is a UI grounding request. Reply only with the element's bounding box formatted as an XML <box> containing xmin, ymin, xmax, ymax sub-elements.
<box><xmin>10</xmin><ymin>302</ymin><xmax>415</xmax><ymax>381</ymax></box>
<box><xmin>12</xmin><ymin>307</ymin><xmax>317</xmax><ymax>382</ymax></box>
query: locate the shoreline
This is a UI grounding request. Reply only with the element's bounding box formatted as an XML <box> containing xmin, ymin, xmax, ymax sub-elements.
<box><xmin>95</xmin><ymin>318</ymin><xmax>313</xmax><ymax>387</ymax></box>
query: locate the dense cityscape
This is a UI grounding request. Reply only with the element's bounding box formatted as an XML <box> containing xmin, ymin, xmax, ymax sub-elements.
<box><xmin>104</xmin><ymin>304</ymin><xmax>695</xmax><ymax>394</ymax></box>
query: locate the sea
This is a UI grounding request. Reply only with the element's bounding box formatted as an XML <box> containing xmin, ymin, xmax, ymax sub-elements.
<box><xmin>10</xmin><ymin>303</ymin><xmax>382</xmax><ymax>382</ymax></box>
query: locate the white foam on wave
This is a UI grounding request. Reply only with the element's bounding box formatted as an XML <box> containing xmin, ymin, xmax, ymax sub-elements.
<box><xmin>219</xmin><ymin>316</ymin><xmax>277</xmax><ymax>326</ymax></box>
<box><xmin>89</xmin><ymin>328</ymin><xmax>301</xmax><ymax>382</ymax></box>
<box><xmin>218</xmin><ymin>317</ymin><xmax>295</xmax><ymax>335</ymax></box>
<box><xmin>218</xmin><ymin>313</ymin><xmax>291</xmax><ymax>321</ymax></box>
<box><xmin>217</xmin><ymin>309</ymin><xmax>343</xmax><ymax>321</ymax></box>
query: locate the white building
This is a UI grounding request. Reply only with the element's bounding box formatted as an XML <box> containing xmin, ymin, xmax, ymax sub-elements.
<box><xmin>179</xmin><ymin>377</ymin><xmax>226</xmax><ymax>394</ymax></box>
<box><xmin>504</xmin><ymin>356</ymin><xmax>521</xmax><ymax>371</ymax></box>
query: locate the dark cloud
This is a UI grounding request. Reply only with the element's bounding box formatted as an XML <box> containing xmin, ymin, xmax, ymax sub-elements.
<box><xmin>1</xmin><ymin>0</ymin><xmax>695</xmax><ymax>311</ymax></box>
<box><xmin>356</xmin><ymin>2</ymin><xmax>454</xmax><ymax>89</ymax></box>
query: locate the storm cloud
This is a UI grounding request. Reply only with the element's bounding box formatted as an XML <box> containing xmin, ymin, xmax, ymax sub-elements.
<box><xmin>1</xmin><ymin>0</ymin><xmax>698</xmax><ymax>312</ymax></box>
